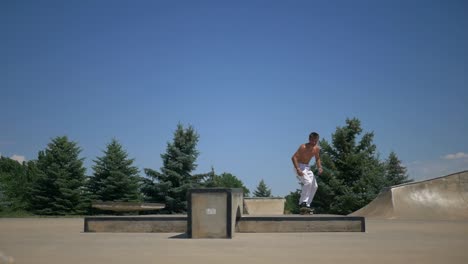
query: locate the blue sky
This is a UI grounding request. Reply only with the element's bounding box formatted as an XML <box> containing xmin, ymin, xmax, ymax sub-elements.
<box><xmin>1</xmin><ymin>0</ymin><xmax>467</xmax><ymax>196</ymax></box>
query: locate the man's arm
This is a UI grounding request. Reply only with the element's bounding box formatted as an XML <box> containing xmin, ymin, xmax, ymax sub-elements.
<box><xmin>315</xmin><ymin>148</ymin><xmax>323</xmax><ymax>175</ymax></box>
<box><xmin>292</xmin><ymin>145</ymin><xmax>304</xmax><ymax>176</ymax></box>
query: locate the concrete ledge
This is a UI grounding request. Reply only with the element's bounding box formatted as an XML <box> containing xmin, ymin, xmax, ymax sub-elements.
<box><xmin>83</xmin><ymin>189</ymin><xmax>365</xmax><ymax>234</ymax></box>
<box><xmin>237</xmin><ymin>215</ymin><xmax>365</xmax><ymax>232</ymax></box>
<box><xmin>83</xmin><ymin>214</ymin><xmax>365</xmax><ymax>233</ymax></box>
<box><xmin>91</xmin><ymin>201</ymin><xmax>165</xmax><ymax>212</ymax></box>
<box><xmin>244</xmin><ymin>197</ymin><xmax>285</xmax><ymax>215</ymax></box>
<box><xmin>84</xmin><ymin>215</ymin><xmax>187</xmax><ymax>233</ymax></box>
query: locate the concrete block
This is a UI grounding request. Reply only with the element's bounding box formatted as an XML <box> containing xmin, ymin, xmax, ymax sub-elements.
<box><xmin>187</xmin><ymin>188</ymin><xmax>243</xmax><ymax>238</ymax></box>
<box><xmin>243</xmin><ymin>197</ymin><xmax>285</xmax><ymax>215</ymax></box>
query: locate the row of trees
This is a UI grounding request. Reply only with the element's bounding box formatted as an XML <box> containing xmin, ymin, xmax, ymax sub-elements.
<box><xmin>0</xmin><ymin>137</ymin><xmax>140</xmax><ymax>215</ymax></box>
<box><xmin>0</xmin><ymin>124</ymin><xmax>273</xmax><ymax>215</ymax></box>
<box><xmin>284</xmin><ymin>118</ymin><xmax>411</xmax><ymax>214</ymax></box>
<box><xmin>1</xmin><ymin>118</ymin><xmax>409</xmax><ymax>216</ymax></box>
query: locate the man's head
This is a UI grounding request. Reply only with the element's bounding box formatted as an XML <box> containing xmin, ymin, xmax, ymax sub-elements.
<box><xmin>309</xmin><ymin>132</ymin><xmax>319</xmax><ymax>146</ymax></box>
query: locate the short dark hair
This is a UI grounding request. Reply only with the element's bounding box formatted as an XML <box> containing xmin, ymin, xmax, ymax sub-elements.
<box><xmin>309</xmin><ymin>132</ymin><xmax>319</xmax><ymax>139</ymax></box>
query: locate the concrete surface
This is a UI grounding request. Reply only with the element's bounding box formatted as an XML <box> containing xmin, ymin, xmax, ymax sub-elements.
<box><xmin>1</xmin><ymin>217</ymin><xmax>467</xmax><ymax>264</ymax></box>
<box><xmin>243</xmin><ymin>197</ymin><xmax>285</xmax><ymax>215</ymax></box>
<box><xmin>351</xmin><ymin>171</ymin><xmax>468</xmax><ymax>220</ymax></box>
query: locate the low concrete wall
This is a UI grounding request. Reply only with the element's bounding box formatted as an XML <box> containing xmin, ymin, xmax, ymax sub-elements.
<box><xmin>243</xmin><ymin>197</ymin><xmax>285</xmax><ymax>215</ymax></box>
<box><xmin>84</xmin><ymin>215</ymin><xmax>187</xmax><ymax>233</ymax></box>
<box><xmin>91</xmin><ymin>201</ymin><xmax>165</xmax><ymax>212</ymax></box>
<box><xmin>83</xmin><ymin>214</ymin><xmax>365</xmax><ymax>233</ymax></box>
<box><xmin>237</xmin><ymin>215</ymin><xmax>365</xmax><ymax>232</ymax></box>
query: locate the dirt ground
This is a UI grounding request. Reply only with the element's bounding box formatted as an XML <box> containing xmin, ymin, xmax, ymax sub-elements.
<box><xmin>0</xmin><ymin>218</ymin><xmax>467</xmax><ymax>264</ymax></box>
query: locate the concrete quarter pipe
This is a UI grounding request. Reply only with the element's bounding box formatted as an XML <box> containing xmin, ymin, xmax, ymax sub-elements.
<box><xmin>351</xmin><ymin>170</ymin><xmax>468</xmax><ymax>220</ymax></box>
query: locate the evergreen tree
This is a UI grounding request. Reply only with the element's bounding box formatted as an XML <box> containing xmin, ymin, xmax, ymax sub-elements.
<box><xmin>385</xmin><ymin>151</ymin><xmax>412</xmax><ymax>186</ymax></box>
<box><xmin>23</xmin><ymin>160</ymin><xmax>43</xmax><ymax>212</ymax></box>
<box><xmin>142</xmin><ymin>124</ymin><xmax>207</xmax><ymax>213</ymax></box>
<box><xmin>0</xmin><ymin>157</ymin><xmax>23</xmax><ymax>210</ymax></box>
<box><xmin>205</xmin><ymin>170</ymin><xmax>250</xmax><ymax>197</ymax></box>
<box><xmin>253</xmin><ymin>179</ymin><xmax>272</xmax><ymax>197</ymax></box>
<box><xmin>0</xmin><ymin>157</ymin><xmax>33</xmax><ymax>212</ymax></box>
<box><xmin>89</xmin><ymin>139</ymin><xmax>141</xmax><ymax>202</ymax></box>
<box><xmin>284</xmin><ymin>189</ymin><xmax>301</xmax><ymax>214</ymax></box>
<box><xmin>314</xmin><ymin>118</ymin><xmax>387</xmax><ymax>214</ymax></box>
<box><xmin>30</xmin><ymin>136</ymin><xmax>88</xmax><ymax>215</ymax></box>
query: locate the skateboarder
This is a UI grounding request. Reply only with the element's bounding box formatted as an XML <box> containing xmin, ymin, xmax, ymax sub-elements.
<box><xmin>291</xmin><ymin>132</ymin><xmax>323</xmax><ymax>214</ymax></box>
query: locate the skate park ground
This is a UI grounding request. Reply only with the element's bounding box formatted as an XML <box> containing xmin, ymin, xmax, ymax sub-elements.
<box><xmin>1</xmin><ymin>217</ymin><xmax>467</xmax><ymax>264</ymax></box>
<box><xmin>2</xmin><ymin>171</ymin><xmax>467</xmax><ymax>263</ymax></box>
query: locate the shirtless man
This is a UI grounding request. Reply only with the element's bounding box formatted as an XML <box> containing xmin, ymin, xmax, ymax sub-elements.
<box><xmin>291</xmin><ymin>132</ymin><xmax>323</xmax><ymax>211</ymax></box>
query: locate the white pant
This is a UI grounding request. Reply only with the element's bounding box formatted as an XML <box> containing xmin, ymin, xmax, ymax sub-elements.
<box><xmin>297</xmin><ymin>163</ymin><xmax>318</xmax><ymax>207</ymax></box>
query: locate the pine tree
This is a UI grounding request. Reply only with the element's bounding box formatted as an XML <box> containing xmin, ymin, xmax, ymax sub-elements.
<box><xmin>385</xmin><ymin>151</ymin><xmax>412</xmax><ymax>186</ymax></box>
<box><xmin>314</xmin><ymin>118</ymin><xmax>387</xmax><ymax>214</ymax></box>
<box><xmin>284</xmin><ymin>189</ymin><xmax>301</xmax><ymax>214</ymax></box>
<box><xmin>30</xmin><ymin>136</ymin><xmax>88</xmax><ymax>215</ymax></box>
<box><xmin>142</xmin><ymin>124</ymin><xmax>207</xmax><ymax>213</ymax></box>
<box><xmin>0</xmin><ymin>157</ymin><xmax>33</xmax><ymax>212</ymax></box>
<box><xmin>89</xmin><ymin>139</ymin><xmax>141</xmax><ymax>202</ymax></box>
<box><xmin>205</xmin><ymin>170</ymin><xmax>250</xmax><ymax>197</ymax></box>
<box><xmin>253</xmin><ymin>179</ymin><xmax>272</xmax><ymax>197</ymax></box>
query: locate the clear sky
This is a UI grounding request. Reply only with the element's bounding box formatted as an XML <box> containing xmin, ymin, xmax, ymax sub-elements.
<box><xmin>2</xmin><ymin>0</ymin><xmax>467</xmax><ymax>196</ymax></box>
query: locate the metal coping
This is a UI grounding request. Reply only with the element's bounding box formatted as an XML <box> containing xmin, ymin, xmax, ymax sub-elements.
<box><xmin>391</xmin><ymin>170</ymin><xmax>467</xmax><ymax>188</ymax></box>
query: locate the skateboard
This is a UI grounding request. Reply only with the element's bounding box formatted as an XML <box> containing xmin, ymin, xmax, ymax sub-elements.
<box><xmin>299</xmin><ymin>207</ymin><xmax>314</xmax><ymax>215</ymax></box>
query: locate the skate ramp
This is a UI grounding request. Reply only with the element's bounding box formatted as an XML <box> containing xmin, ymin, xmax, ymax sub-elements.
<box><xmin>351</xmin><ymin>170</ymin><xmax>468</xmax><ymax>220</ymax></box>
